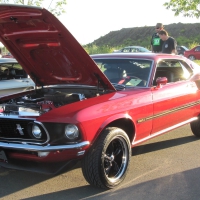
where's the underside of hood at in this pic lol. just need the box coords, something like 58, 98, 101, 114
0, 4, 115, 91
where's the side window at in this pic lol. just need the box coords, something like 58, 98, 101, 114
154, 60, 190, 85
195, 46, 200, 51
123, 48, 130, 53
130, 48, 136, 52
0, 64, 12, 80
187, 60, 200, 73
0, 63, 27, 80
13, 63, 28, 78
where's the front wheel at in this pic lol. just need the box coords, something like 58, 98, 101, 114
81, 127, 131, 189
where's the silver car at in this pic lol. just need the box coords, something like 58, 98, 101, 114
113, 46, 151, 53
0, 58, 35, 96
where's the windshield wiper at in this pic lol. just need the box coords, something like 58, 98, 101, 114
112, 83, 126, 90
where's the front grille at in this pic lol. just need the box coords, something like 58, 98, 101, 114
0, 118, 47, 143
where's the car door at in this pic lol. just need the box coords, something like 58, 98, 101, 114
151, 59, 198, 134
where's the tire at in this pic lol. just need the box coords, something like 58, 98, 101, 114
81, 127, 131, 189
188, 55, 196, 60
190, 117, 200, 137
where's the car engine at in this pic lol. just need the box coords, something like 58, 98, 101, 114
0, 88, 91, 117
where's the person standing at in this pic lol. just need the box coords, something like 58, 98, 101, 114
158, 30, 177, 54
150, 23, 164, 53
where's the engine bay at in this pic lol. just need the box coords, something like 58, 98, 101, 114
0, 86, 99, 117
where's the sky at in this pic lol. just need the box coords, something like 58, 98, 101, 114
0, 0, 200, 47
55, 0, 200, 45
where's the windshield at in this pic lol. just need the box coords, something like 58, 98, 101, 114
140, 47, 151, 52
0, 62, 27, 80
182, 46, 189, 50
93, 58, 153, 87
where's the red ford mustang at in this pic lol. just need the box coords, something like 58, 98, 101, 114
1, 5, 200, 189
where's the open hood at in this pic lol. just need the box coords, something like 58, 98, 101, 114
0, 4, 115, 91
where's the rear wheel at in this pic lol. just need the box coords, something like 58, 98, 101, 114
82, 127, 131, 189
188, 55, 196, 60
190, 117, 200, 137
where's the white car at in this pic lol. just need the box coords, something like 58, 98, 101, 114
0, 58, 35, 97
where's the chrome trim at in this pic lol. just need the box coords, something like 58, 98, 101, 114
33, 121, 50, 145
0, 113, 36, 120
0, 141, 90, 152
77, 150, 86, 156
0, 120, 50, 146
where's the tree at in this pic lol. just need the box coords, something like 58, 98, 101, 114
164, 0, 200, 18
0, 0, 67, 16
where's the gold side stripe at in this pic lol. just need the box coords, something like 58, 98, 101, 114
133, 117, 198, 145
137, 100, 200, 123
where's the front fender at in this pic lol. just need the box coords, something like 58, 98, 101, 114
90, 113, 135, 144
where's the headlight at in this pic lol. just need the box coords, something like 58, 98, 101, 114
32, 124, 42, 139
65, 124, 79, 140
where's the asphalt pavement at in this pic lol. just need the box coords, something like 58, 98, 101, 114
0, 124, 200, 200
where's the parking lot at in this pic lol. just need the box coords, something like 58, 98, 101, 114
0, 124, 200, 200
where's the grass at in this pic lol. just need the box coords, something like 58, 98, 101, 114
194, 60, 200, 65
83, 42, 199, 55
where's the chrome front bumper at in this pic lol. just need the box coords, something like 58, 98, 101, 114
0, 141, 90, 152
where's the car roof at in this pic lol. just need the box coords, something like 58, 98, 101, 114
0, 58, 17, 63
123, 46, 144, 48
91, 52, 183, 60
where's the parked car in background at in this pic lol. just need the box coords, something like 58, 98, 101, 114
176, 45, 188, 56
0, 58, 35, 96
113, 46, 151, 53
184, 45, 200, 60
1, 5, 200, 190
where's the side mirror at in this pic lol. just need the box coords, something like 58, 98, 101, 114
156, 77, 168, 88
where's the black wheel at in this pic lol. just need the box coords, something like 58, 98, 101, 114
190, 117, 200, 137
81, 127, 131, 189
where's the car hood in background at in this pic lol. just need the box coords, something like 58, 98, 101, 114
0, 4, 115, 91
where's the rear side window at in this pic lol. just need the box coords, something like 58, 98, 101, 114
153, 59, 192, 85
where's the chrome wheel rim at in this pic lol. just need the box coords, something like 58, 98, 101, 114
104, 136, 129, 183
189, 56, 195, 60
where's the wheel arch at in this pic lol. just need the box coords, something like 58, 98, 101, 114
93, 114, 135, 145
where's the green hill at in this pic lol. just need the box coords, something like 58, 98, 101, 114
89, 23, 200, 48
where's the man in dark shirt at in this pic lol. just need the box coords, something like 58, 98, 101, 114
158, 30, 177, 54
150, 23, 164, 53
